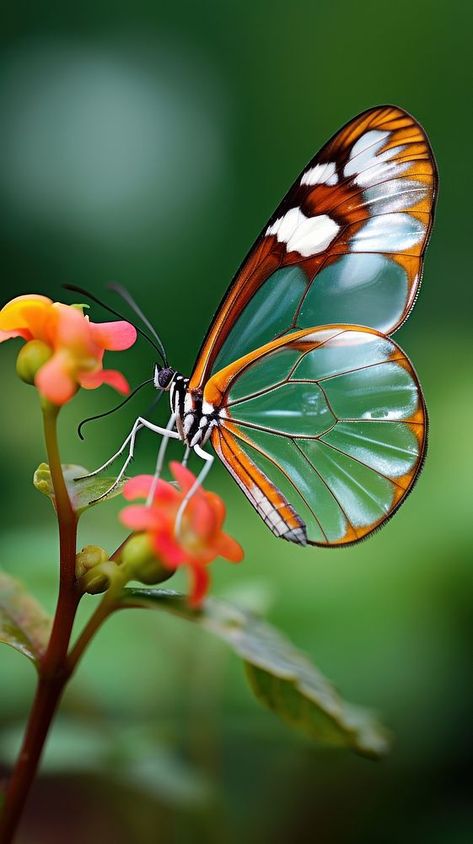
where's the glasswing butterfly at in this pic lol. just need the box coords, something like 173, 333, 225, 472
74, 104, 438, 547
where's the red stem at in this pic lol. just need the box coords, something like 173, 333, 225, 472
0, 405, 79, 844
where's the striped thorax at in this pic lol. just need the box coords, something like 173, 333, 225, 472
155, 366, 219, 448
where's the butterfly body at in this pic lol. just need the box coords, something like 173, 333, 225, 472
146, 105, 437, 548
166, 372, 218, 448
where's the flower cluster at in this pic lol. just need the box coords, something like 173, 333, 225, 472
1, 292, 243, 607
120, 462, 243, 605
0, 294, 137, 405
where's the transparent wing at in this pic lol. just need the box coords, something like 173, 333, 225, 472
207, 326, 426, 546
191, 105, 437, 392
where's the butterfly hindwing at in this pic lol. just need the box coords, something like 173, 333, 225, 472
206, 326, 426, 546
190, 105, 437, 392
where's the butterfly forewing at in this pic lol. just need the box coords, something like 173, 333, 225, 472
207, 326, 426, 546
190, 106, 437, 392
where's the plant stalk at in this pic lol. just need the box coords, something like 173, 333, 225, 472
0, 404, 79, 844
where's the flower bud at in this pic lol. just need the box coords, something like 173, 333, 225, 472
16, 340, 53, 385
76, 545, 110, 578
80, 561, 119, 594
121, 533, 171, 585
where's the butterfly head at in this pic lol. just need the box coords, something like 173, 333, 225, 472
154, 365, 176, 391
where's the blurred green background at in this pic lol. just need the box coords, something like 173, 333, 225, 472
1, 1, 472, 842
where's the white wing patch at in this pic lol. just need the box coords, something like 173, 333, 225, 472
363, 179, 428, 215
344, 130, 409, 188
301, 161, 338, 186
350, 212, 426, 253
266, 207, 340, 257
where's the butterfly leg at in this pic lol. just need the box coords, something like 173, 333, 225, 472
89, 417, 181, 503
75, 421, 142, 480
174, 444, 214, 536
146, 413, 177, 506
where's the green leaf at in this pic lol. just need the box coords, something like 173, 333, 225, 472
0, 570, 52, 664
34, 462, 126, 515
121, 588, 390, 758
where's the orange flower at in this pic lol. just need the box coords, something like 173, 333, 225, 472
120, 462, 243, 606
0, 294, 137, 405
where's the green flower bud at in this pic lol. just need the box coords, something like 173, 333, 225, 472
16, 340, 53, 385
76, 545, 110, 578
80, 561, 119, 595
121, 533, 171, 585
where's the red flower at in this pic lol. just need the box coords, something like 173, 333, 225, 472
120, 462, 243, 606
0, 294, 137, 405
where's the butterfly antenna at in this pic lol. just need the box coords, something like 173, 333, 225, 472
77, 377, 154, 440
63, 284, 167, 366
108, 282, 168, 366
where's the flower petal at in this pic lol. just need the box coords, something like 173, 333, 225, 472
35, 354, 77, 405
152, 531, 188, 567
0, 295, 52, 332
204, 491, 226, 528
54, 304, 94, 353
0, 298, 55, 347
120, 504, 161, 532
152, 482, 181, 508
170, 461, 201, 495
0, 328, 32, 343
187, 494, 215, 538
89, 320, 137, 351
123, 475, 180, 506
79, 368, 131, 395
188, 563, 210, 607
212, 533, 244, 563
122, 475, 155, 500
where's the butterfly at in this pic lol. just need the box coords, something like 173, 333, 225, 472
74, 105, 437, 547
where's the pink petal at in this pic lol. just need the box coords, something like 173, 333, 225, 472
170, 461, 200, 495
152, 482, 181, 507
188, 495, 215, 538
188, 564, 210, 607
0, 328, 31, 343
205, 492, 226, 527
120, 504, 161, 531
53, 304, 93, 352
89, 320, 137, 351
122, 475, 155, 500
152, 531, 187, 567
35, 354, 77, 405
79, 368, 131, 395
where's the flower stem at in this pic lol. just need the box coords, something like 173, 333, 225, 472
68, 568, 129, 672
0, 404, 79, 844
0, 675, 69, 843
40, 403, 80, 673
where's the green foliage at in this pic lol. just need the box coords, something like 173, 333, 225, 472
121, 588, 389, 758
0, 570, 51, 665
33, 462, 126, 515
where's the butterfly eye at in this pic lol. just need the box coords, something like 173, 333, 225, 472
155, 366, 176, 390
